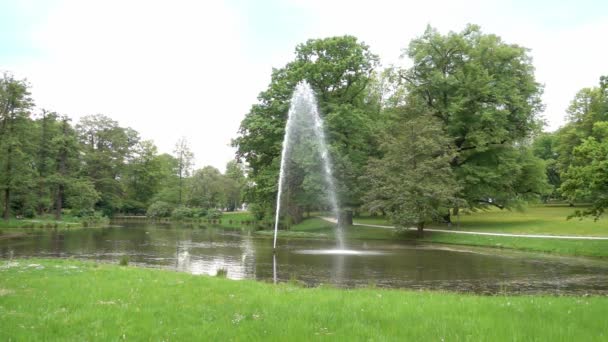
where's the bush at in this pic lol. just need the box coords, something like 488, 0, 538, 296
22, 207, 36, 219
119, 255, 129, 266
207, 209, 223, 220
75, 208, 96, 218
147, 201, 173, 218
171, 206, 195, 220
215, 268, 228, 278
191, 207, 208, 218
248, 203, 265, 221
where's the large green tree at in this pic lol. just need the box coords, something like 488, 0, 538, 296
400, 25, 549, 215
364, 107, 461, 235
173, 137, 194, 206
558, 76, 608, 217
0, 73, 35, 220
233, 36, 381, 222
122, 140, 164, 213
76, 114, 140, 215
224, 160, 246, 211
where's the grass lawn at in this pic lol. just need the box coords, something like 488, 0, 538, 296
411, 231, 608, 258
264, 214, 608, 257
0, 215, 109, 238
217, 211, 258, 228
355, 205, 608, 236
1, 259, 606, 341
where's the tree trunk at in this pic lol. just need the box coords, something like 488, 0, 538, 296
54, 119, 68, 220
286, 203, 303, 226
443, 212, 451, 224
338, 210, 353, 226
2, 188, 9, 221
3, 144, 12, 221
55, 183, 63, 220
417, 222, 424, 237
37, 111, 49, 216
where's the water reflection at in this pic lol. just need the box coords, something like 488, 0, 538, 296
1, 222, 608, 295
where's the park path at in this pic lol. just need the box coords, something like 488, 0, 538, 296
320, 217, 608, 240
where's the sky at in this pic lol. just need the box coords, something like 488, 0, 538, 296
1, 0, 607, 171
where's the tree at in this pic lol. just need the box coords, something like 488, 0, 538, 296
50, 115, 83, 219
400, 25, 547, 215
122, 140, 163, 213
0, 73, 35, 220
532, 132, 561, 201
559, 76, 608, 217
188, 166, 224, 210
76, 114, 140, 215
150, 153, 180, 205
173, 137, 194, 205
364, 109, 460, 236
224, 160, 246, 211
233, 36, 380, 222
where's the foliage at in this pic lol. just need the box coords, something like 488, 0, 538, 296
531, 132, 561, 200
146, 201, 174, 218
233, 35, 381, 222
76, 114, 140, 216
400, 25, 547, 212
0, 73, 35, 220
557, 76, 608, 217
364, 110, 461, 234
174, 137, 194, 205
65, 179, 100, 213
206, 208, 223, 220
119, 255, 129, 266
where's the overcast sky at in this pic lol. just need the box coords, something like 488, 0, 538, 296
1, 0, 607, 171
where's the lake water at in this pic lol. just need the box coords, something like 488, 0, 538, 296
2, 222, 608, 295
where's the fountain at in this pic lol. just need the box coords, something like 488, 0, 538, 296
273, 81, 345, 250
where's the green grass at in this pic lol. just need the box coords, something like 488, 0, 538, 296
215, 211, 258, 228
410, 231, 608, 258
355, 205, 608, 236
0, 215, 109, 238
0, 259, 606, 341
259, 214, 608, 257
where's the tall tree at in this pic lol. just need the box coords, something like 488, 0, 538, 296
559, 76, 608, 217
0, 73, 34, 220
173, 137, 194, 205
233, 36, 380, 222
122, 140, 163, 213
51, 115, 83, 219
532, 132, 561, 201
224, 160, 246, 211
34, 110, 61, 215
188, 166, 224, 210
76, 114, 139, 215
364, 106, 461, 235
400, 25, 548, 215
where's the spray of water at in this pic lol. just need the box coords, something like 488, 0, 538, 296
273, 81, 344, 249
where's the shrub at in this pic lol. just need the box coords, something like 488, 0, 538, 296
248, 203, 265, 221
207, 209, 223, 220
215, 268, 228, 278
22, 208, 36, 219
147, 201, 173, 218
119, 255, 129, 266
191, 207, 208, 218
171, 206, 195, 220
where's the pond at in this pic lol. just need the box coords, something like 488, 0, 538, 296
2, 222, 608, 295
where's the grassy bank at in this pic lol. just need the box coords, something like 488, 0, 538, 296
1, 259, 606, 341
356, 205, 608, 236
263, 215, 608, 257
0, 215, 109, 239
408, 231, 608, 258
